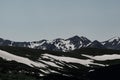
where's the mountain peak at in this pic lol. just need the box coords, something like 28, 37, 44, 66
88, 40, 105, 49
93, 40, 100, 43
68, 35, 80, 39
80, 36, 90, 41
54, 38, 64, 41
107, 36, 120, 42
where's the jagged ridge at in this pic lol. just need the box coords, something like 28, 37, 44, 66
0, 36, 120, 52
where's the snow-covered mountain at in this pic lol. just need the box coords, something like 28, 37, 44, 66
35, 36, 91, 52
0, 36, 91, 52
102, 37, 120, 50
1, 36, 120, 52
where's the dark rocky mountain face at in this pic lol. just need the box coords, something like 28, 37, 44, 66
0, 36, 120, 52
88, 40, 106, 49
103, 37, 120, 50
0, 38, 12, 46
67, 36, 91, 48
0, 38, 30, 47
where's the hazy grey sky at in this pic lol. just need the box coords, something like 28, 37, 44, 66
0, 0, 120, 41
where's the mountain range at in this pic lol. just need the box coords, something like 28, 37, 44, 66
0, 35, 120, 80
0, 35, 120, 52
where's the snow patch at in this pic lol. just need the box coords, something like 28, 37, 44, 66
42, 53, 104, 67
0, 50, 46, 68
82, 54, 120, 61
108, 37, 120, 43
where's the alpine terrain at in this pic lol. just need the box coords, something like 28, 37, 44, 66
0, 36, 120, 80
0, 35, 120, 52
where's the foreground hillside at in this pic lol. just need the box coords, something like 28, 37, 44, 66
0, 46, 120, 80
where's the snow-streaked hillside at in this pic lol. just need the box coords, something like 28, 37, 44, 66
1, 47, 120, 80
0, 48, 107, 77
0, 50, 46, 68
42, 54, 104, 67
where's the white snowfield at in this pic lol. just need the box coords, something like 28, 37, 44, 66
2, 49, 119, 76
53, 39, 75, 52
82, 54, 120, 61
0, 50, 46, 68
42, 54, 105, 67
0, 49, 106, 69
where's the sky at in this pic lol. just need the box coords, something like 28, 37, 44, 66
0, 0, 120, 41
